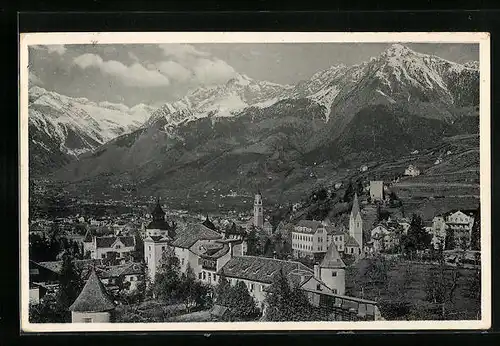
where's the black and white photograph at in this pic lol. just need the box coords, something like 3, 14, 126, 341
19, 32, 491, 332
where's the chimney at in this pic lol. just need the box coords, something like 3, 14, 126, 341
313, 264, 321, 280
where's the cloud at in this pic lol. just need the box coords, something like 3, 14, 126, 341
156, 61, 192, 83
156, 44, 237, 86
73, 53, 170, 87
158, 44, 209, 60
46, 45, 67, 55
191, 58, 237, 85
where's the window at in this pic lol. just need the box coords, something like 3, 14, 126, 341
181, 258, 185, 266
82, 317, 93, 323
149, 246, 151, 251
250, 283, 254, 292
162, 246, 165, 251
213, 275, 217, 282
332, 271, 337, 277
332, 289, 337, 294
316, 284, 322, 291
208, 272, 212, 279
199, 273, 202, 280
101, 254, 106, 259
203, 272, 206, 280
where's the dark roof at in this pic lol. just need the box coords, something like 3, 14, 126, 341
196, 241, 230, 259
146, 219, 171, 230
226, 222, 245, 235
295, 220, 324, 234
202, 216, 217, 231
320, 244, 346, 269
219, 256, 312, 285
69, 269, 116, 312
172, 224, 222, 249
145, 235, 170, 243
95, 236, 135, 249
152, 199, 166, 218
35, 259, 103, 275
83, 231, 93, 243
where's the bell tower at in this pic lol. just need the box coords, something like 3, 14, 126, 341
253, 190, 264, 228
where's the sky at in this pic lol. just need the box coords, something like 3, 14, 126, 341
28, 42, 479, 107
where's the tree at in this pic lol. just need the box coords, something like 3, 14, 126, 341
56, 252, 84, 320
401, 214, 431, 258
214, 269, 231, 304
264, 268, 323, 321
153, 246, 181, 302
226, 281, 261, 321
178, 264, 211, 312
343, 180, 354, 203
470, 209, 480, 251
246, 228, 261, 256
444, 228, 455, 250
29, 295, 67, 323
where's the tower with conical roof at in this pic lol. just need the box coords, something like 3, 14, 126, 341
146, 198, 174, 238
69, 269, 116, 323
349, 193, 363, 252
253, 190, 264, 228
315, 243, 346, 295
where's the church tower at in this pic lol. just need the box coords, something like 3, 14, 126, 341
315, 243, 346, 295
253, 191, 264, 228
349, 193, 363, 250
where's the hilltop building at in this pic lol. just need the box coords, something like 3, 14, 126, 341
369, 181, 384, 201
432, 209, 477, 250
69, 269, 116, 323
404, 164, 421, 177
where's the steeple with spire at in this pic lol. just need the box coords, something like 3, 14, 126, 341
349, 193, 363, 253
253, 189, 264, 228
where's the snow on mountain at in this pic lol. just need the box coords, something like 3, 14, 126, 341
146, 73, 293, 127
29, 86, 156, 159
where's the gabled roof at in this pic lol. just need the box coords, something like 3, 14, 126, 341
69, 269, 116, 312
172, 224, 222, 249
95, 236, 135, 249
34, 259, 103, 275
345, 234, 360, 248
219, 256, 312, 285
320, 244, 346, 269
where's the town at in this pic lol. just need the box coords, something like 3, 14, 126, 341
28, 173, 481, 323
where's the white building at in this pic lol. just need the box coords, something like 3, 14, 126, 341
369, 181, 384, 201
291, 220, 328, 259
69, 269, 116, 323
404, 164, 421, 177
84, 235, 136, 262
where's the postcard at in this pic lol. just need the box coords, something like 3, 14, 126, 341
19, 31, 491, 332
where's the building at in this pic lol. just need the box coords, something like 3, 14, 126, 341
253, 191, 264, 228
145, 199, 176, 238
98, 262, 144, 294
84, 235, 136, 262
359, 165, 368, 172
69, 269, 116, 323
291, 220, 328, 259
369, 181, 384, 201
314, 243, 346, 295
348, 193, 363, 256
404, 164, 421, 177
368, 224, 399, 253
326, 226, 346, 253
437, 210, 477, 249
143, 235, 170, 282
263, 220, 273, 235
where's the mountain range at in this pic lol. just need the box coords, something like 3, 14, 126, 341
29, 44, 480, 207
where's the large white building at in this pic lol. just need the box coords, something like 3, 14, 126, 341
431, 210, 477, 250
83, 234, 136, 262
291, 220, 328, 259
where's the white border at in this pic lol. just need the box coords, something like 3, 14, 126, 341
19, 32, 491, 333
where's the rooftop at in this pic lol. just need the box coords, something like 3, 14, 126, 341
294, 220, 324, 234
320, 244, 346, 269
172, 223, 222, 249
220, 255, 312, 285
69, 269, 116, 313
96, 236, 135, 249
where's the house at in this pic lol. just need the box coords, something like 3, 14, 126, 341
85, 235, 136, 262
360, 165, 368, 172
326, 225, 346, 253
369, 224, 399, 253
145, 199, 176, 238
442, 210, 477, 249
291, 220, 328, 259
263, 220, 273, 235
219, 255, 330, 310
404, 164, 421, 177
69, 269, 116, 323
334, 182, 343, 190
369, 181, 384, 201
98, 262, 144, 293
